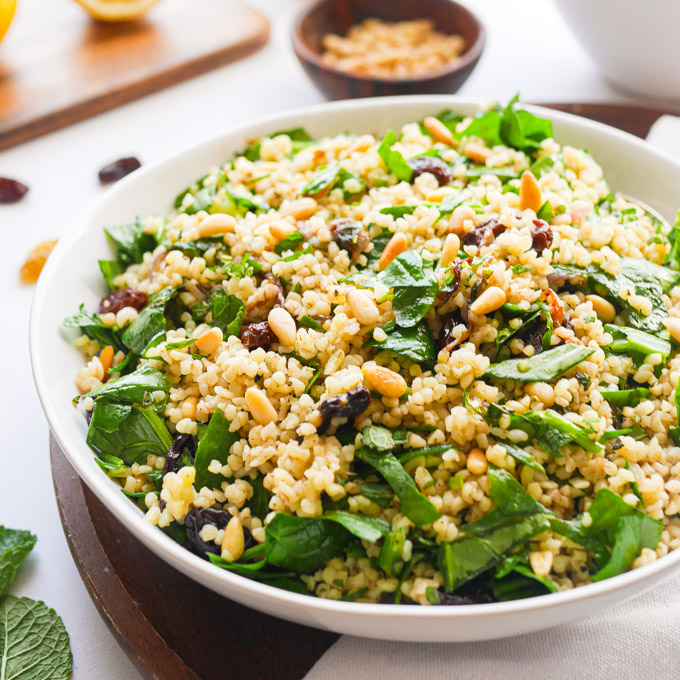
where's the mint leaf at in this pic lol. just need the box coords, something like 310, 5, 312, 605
362, 425, 395, 451
0, 596, 73, 679
0, 527, 36, 597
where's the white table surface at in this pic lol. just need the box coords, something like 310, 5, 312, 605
0, 0, 651, 677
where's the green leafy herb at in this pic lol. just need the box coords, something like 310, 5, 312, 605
194, 408, 241, 490
302, 163, 341, 197
85, 364, 170, 408
536, 200, 555, 222
300, 315, 324, 331
0, 527, 36, 597
599, 423, 646, 443
363, 319, 436, 362
354, 447, 441, 526
356, 481, 393, 508
63, 304, 123, 351
121, 285, 178, 355
209, 290, 245, 338
362, 425, 395, 451
274, 230, 304, 255
322, 511, 390, 542
498, 441, 546, 473
529, 156, 555, 178
0, 597, 73, 680
104, 218, 157, 267
98, 259, 123, 291
484, 344, 594, 383
222, 253, 263, 278
377, 130, 413, 182
599, 387, 652, 408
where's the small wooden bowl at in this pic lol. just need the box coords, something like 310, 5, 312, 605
292, 0, 485, 100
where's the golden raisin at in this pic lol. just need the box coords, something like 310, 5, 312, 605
20, 240, 58, 284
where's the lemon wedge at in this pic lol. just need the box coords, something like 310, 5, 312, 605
72, 0, 162, 22
0, 0, 17, 44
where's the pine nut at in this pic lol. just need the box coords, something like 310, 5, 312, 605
194, 327, 223, 354
519, 170, 542, 213
269, 220, 297, 242
469, 286, 507, 316
378, 232, 408, 271
440, 233, 461, 267
245, 386, 278, 425
197, 213, 237, 237
448, 205, 476, 235
268, 307, 297, 345
464, 142, 493, 164
221, 515, 245, 562
584, 295, 616, 323
426, 187, 456, 203
525, 382, 555, 407
529, 550, 554, 578
424, 116, 455, 147
181, 396, 198, 419
466, 448, 488, 475
361, 363, 407, 399
280, 197, 318, 220
346, 288, 380, 325
666, 317, 680, 343
99, 345, 114, 374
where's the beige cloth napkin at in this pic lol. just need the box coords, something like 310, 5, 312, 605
304, 114, 680, 680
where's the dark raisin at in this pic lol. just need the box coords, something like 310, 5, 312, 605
517, 316, 549, 354
329, 218, 370, 260
318, 385, 370, 434
436, 260, 461, 307
184, 508, 255, 556
0, 177, 29, 204
240, 321, 278, 349
98, 157, 142, 184
162, 433, 196, 479
462, 219, 506, 248
407, 156, 452, 186
531, 219, 553, 255
436, 573, 496, 605
99, 287, 148, 314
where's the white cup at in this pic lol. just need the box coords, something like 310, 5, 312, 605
553, 0, 680, 101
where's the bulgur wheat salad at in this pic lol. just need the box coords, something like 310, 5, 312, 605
66, 99, 680, 606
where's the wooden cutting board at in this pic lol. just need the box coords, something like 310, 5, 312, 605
0, 0, 269, 151
49, 103, 672, 680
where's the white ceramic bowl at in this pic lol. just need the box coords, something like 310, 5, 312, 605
553, 0, 680, 101
31, 96, 680, 642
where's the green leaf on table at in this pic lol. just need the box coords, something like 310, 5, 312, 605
86, 399, 172, 465
194, 408, 241, 490
377, 130, 413, 182
85, 364, 170, 408
105, 218, 157, 268
484, 344, 594, 383
354, 447, 441, 527
363, 319, 436, 362
0, 597, 73, 680
0, 527, 37, 597
265, 514, 352, 573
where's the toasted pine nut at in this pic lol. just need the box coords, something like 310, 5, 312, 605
268, 307, 297, 345
525, 382, 555, 407
585, 295, 616, 323
346, 288, 380, 325
519, 171, 542, 213
464, 142, 493, 164
195, 327, 223, 354
448, 205, 476, 235
469, 286, 507, 316
221, 515, 245, 562
426, 187, 456, 203
529, 550, 554, 578
466, 448, 488, 475
99, 345, 114, 374
666, 317, 680, 343
378, 232, 408, 270
424, 116, 455, 147
440, 233, 461, 267
245, 386, 278, 425
181, 396, 198, 419
362, 364, 407, 399
280, 197, 318, 220
269, 220, 297, 242
197, 213, 237, 237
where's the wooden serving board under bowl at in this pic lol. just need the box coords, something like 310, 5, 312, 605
0, 0, 269, 151
50, 103, 675, 680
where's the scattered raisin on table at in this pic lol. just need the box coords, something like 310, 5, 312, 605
98, 157, 142, 185
99, 287, 148, 314
240, 321, 278, 349
317, 385, 371, 434
20, 240, 58, 284
407, 156, 452, 186
0, 177, 29, 204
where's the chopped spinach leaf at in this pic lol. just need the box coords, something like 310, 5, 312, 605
377, 130, 413, 182
363, 319, 436, 362
194, 408, 241, 490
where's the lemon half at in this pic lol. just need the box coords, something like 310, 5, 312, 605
72, 0, 162, 22
0, 0, 17, 43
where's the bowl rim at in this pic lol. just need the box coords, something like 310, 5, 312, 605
291, 0, 486, 84
30, 94, 680, 625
